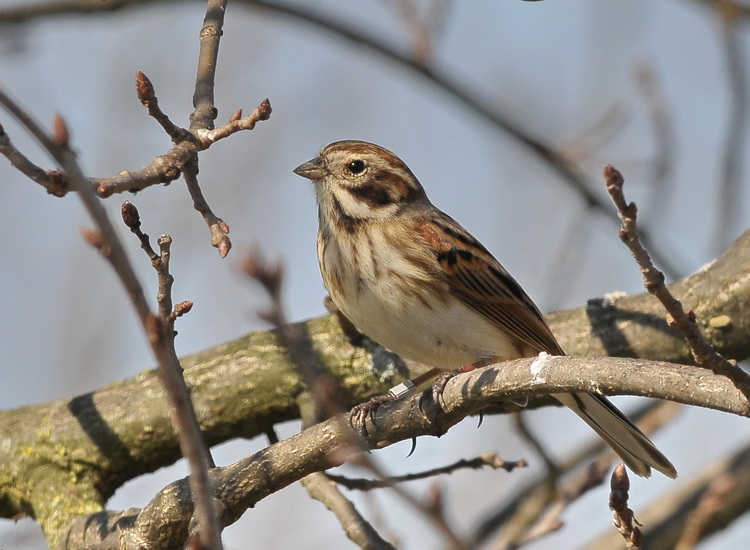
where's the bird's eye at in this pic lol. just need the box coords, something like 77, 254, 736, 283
347, 160, 366, 175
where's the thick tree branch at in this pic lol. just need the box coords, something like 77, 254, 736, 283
57, 355, 748, 548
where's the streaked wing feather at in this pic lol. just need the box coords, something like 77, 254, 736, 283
427, 213, 564, 356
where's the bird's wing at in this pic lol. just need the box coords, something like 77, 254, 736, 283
419, 212, 564, 356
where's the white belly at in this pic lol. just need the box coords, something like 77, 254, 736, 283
345, 287, 518, 369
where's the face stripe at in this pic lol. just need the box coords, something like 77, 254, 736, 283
329, 196, 362, 233
345, 183, 394, 207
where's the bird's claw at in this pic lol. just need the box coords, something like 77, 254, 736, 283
418, 369, 462, 433
349, 393, 397, 441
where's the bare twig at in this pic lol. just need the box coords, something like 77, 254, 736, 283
94, 93, 270, 198
0, 122, 70, 195
192, 99, 272, 145
609, 464, 642, 550
328, 453, 526, 491
0, 88, 222, 550
513, 411, 559, 476
190, 0, 227, 133
120, 206, 194, 328
604, 164, 750, 399
585, 442, 750, 549
184, 160, 232, 258
135, 71, 185, 142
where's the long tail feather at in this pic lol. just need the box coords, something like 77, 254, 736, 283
553, 392, 677, 478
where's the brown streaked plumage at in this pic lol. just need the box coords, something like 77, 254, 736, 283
294, 140, 676, 479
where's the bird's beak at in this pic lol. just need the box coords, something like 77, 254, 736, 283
293, 156, 328, 180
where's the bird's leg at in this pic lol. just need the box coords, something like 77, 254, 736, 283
350, 368, 442, 440
419, 358, 496, 429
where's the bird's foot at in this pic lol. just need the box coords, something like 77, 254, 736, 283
349, 393, 398, 441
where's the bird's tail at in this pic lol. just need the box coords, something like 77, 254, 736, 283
553, 392, 677, 478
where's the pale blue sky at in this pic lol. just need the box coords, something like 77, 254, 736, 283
1, 1, 749, 548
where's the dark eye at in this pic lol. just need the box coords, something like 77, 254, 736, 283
347, 160, 366, 174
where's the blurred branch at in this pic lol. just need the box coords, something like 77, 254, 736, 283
583, 442, 750, 549
246, 0, 684, 275
0, 0, 681, 278
633, 61, 674, 202
714, 3, 748, 253
466, 401, 680, 549
674, 473, 736, 550
513, 411, 559, 476
505, 464, 607, 549
244, 249, 396, 549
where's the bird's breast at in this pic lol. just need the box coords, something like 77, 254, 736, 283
317, 229, 520, 369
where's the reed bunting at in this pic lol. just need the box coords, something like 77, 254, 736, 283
294, 140, 676, 478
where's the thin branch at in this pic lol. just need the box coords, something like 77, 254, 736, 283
243, 248, 388, 548
584, 441, 750, 549
674, 474, 736, 550
502, 463, 607, 550
604, 165, 750, 399
0, 123, 70, 195
714, 4, 748, 253
135, 70, 185, 141
513, 411, 560, 477
192, 100, 273, 145
190, 0, 227, 133
184, 159, 232, 258
328, 453, 526, 491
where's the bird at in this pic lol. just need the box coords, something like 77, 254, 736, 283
293, 139, 676, 478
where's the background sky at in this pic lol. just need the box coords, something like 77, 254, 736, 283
1, 1, 750, 548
